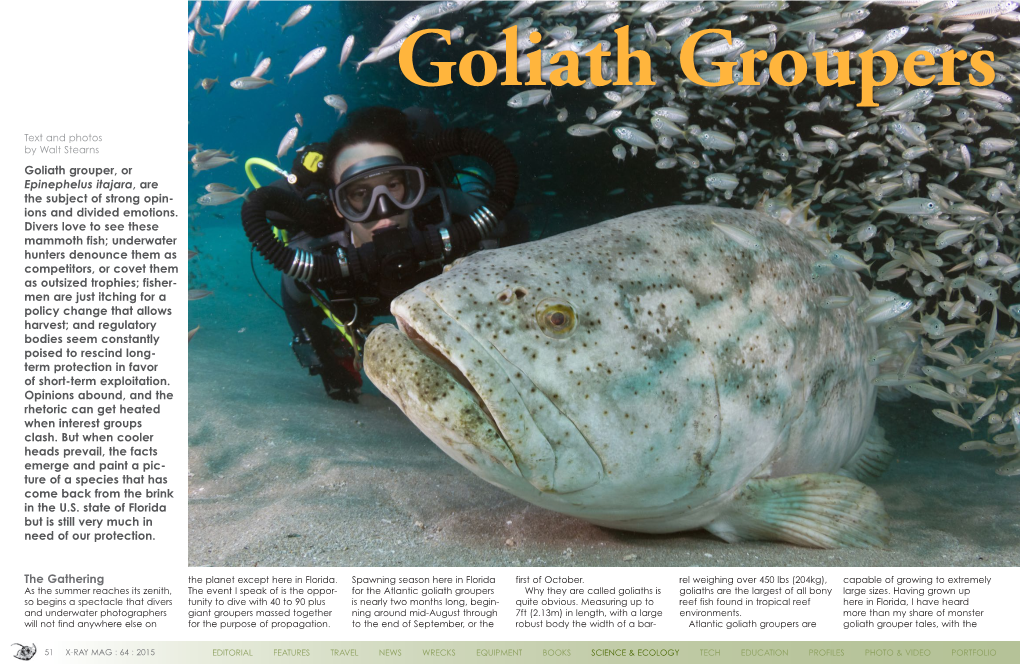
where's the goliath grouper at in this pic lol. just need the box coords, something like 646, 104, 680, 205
365, 205, 895, 548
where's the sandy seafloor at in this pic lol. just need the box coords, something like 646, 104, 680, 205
188, 226, 1020, 568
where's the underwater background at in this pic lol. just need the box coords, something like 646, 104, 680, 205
188, 1, 1018, 566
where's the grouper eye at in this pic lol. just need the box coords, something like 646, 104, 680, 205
535, 297, 577, 338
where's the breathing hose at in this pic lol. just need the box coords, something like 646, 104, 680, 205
241, 187, 348, 284
412, 127, 519, 250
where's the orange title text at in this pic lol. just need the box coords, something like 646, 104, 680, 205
398, 26, 996, 108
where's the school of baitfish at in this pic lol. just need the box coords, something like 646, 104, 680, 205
188, 0, 1020, 477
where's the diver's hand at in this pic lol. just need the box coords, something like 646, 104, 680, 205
324, 381, 360, 404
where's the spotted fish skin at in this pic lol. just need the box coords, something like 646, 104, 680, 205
366, 207, 883, 542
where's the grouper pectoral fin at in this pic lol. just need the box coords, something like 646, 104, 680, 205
704, 474, 890, 548
837, 417, 894, 482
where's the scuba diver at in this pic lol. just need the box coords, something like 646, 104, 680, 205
241, 106, 526, 403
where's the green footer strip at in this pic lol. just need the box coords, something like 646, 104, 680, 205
41, 641, 1016, 663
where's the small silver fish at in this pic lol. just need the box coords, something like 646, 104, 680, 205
882, 89, 935, 115
931, 409, 973, 432
612, 90, 646, 111
548, 24, 578, 41
711, 222, 760, 251
935, 0, 1018, 26
250, 57, 271, 79
868, 348, 895, 366
693, 36, 745, 58
827, 28, 866, 48
652, 107, 688, 123
339, 35, 355, 71
935, 229, 972, 250
811, 260, 837, 280
783, 8, 869, 34
879, 198, 940, 216
567, 124, 608, 137
379, 12, 423, 49
868, 26, 909, 54
508, 90, 552, 108
191, 156, 237, 173
965, 276, 999, 302
197, 188, 249, 206
705, 173, 739, 191
650, 116, 685, 137
277, 127, 298, 161
484, 27, 539, 52
593, 109, 622, 125
904, 383, 959, 405
230, 76, 274, 90
287, 46, 327, 81
997, 457, 1020, 477
613, 126, 657, 149
921, 315, 946, 337
821, 295, 854, 309
829, 249, 870, 272
188, 31, 205, 57
583, 12, 621, 34
697, 130, 736, 151
863, 298, 912, 325
324, 94, 348, 117
506, 0, 539, 19
214, 0, 246, 39
191, 148, 232, 163
873, 373, 926, 387
281, 4, 311, 32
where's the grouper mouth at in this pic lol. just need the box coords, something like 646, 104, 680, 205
365, 289, 604, 496
363, 291, 533, 485
394, 314, 501, 435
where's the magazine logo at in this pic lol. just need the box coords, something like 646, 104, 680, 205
11, 644, 36, 661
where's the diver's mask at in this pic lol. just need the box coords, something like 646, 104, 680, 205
328, 156, 426, 224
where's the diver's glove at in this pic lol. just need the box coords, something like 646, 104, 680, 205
320, 372, 361, 404
317, 341, 362, 404
290, 329, 362, 404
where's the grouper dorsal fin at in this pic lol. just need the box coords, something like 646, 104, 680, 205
705, 474, 890, 548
